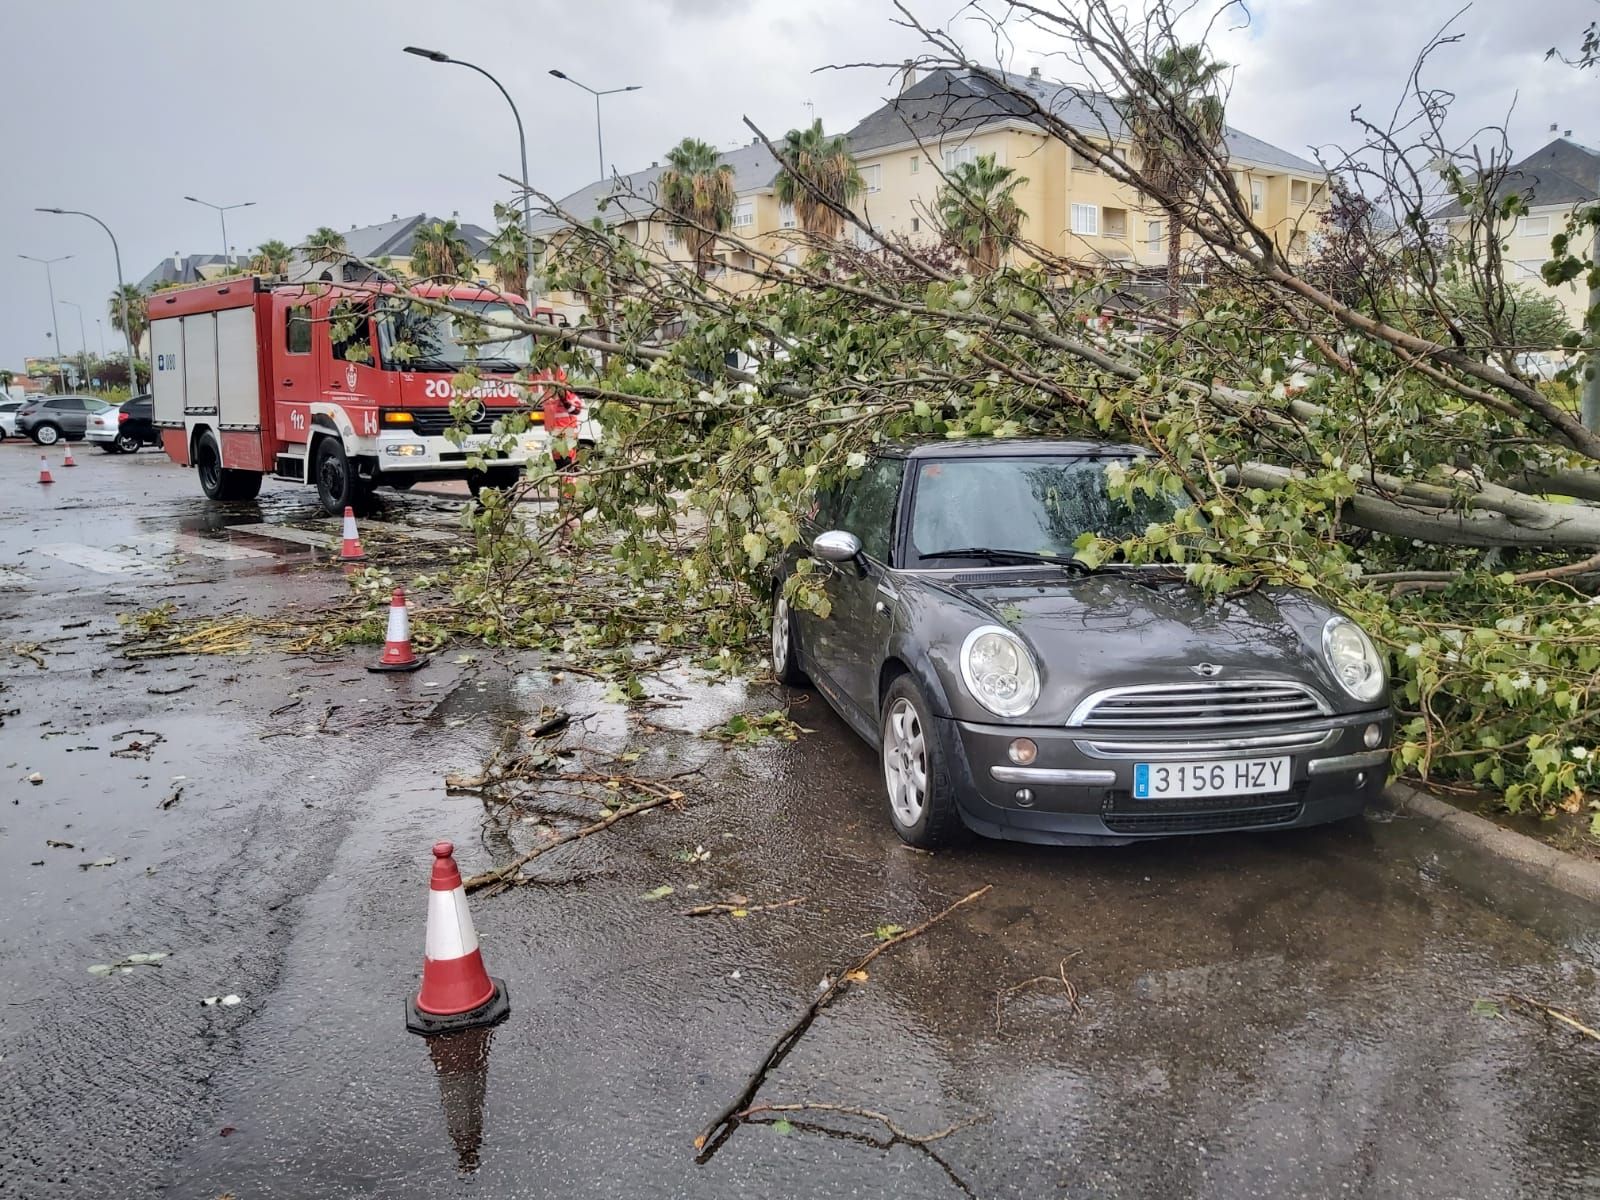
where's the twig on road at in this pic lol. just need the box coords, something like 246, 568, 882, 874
734, 1101, 983, 1145
1506, 993, 1600, 1042
694, 884, 993, 1158
684, 897, 805, 918
994, 952, 1083, 1032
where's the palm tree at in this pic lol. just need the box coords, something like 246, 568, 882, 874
935, 154, 1028, 274
410, 219, 475, 280
302, 226, 348, 264
487, 202, 531, 296
1122, 43, 1229, 317
249, 239, 293, 274
108, 283, 147, 357
658, 137, 735, 278
774, 119, 863, 240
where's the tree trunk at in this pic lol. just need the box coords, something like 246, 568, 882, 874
1165, 207, 1182, 320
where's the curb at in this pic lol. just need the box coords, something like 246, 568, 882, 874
1384, 782, 1600, 905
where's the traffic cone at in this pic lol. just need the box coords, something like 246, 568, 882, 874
38, 456, 53, 485
406, 841, 510, 1035
368, 587, 427, 673
340, 506, 366, 561
62, 444, 76, 467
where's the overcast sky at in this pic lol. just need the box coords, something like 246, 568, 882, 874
1, 0, 1594, 370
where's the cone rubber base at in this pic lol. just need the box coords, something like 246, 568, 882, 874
342, 552, 367, 562
407, 978, 509, 1036
368, 654, 428, 674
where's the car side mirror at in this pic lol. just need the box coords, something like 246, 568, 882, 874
812, 530, 865, 575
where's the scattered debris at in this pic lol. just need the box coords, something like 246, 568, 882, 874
1496, 993, 1600, 1042
528, 710, 572, 738
110, 729, 165, 759
88, 952, 167, 975
146, 683, 195, 696
684, 896, 805, 918
642, 885, 676, 901
694, 884, 993, 1157
159, 786, 184, 810
27, 772, 43, 786
7, 642, 47, 669
994, 953, 1084, 1033
79, 857, 119, 871
45, 838, 74, 849
707, 710, 810, 745
735, 1101, 984, 1146
201, 994, 243, 1007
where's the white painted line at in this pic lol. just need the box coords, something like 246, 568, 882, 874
225, 523, 337, 549
34, 543, 155, 575
125, 533, 275, 562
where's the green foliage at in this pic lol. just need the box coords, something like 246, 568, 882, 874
934, 154, 1027, 273
774, 119, 863, 240
410, 219, 475, 280
708, 710, 808, 744
108, 282, 147, 352
659, 137, 735, 277
302, 226, 347, 264
249, 239, 293, 274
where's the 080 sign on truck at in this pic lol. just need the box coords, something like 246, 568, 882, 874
147, 277, 598, 512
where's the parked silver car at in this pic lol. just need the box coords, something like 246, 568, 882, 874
15, 395, 113, 445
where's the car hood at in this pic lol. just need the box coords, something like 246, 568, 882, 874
907, 569, 1375, 722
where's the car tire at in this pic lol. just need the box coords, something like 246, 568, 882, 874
311, 436, 369, 515
770, 592, 808, 686
115, 433, 141, 454
98, 443, 122, 454
33, 424, 61, 446
195, 430, 263, 502
467, 467, 522, 499
880, 675, 967, 849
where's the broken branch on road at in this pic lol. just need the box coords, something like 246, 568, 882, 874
684, 897, 805, 918
694, 883, 993, 1158
734, 1101, 983, 1146
994, 952, 1084, 1033
1504, 993, 1600, 1043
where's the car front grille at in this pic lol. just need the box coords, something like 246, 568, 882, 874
1070, 680, 1329, 729
1101, 785, 1307, 834
402, 408, 536, 437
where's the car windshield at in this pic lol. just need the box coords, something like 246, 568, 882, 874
906, 456, 1187, 566
377, 299, 532, 373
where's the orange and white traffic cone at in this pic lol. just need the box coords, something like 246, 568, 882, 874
406, 841, 510, 1035
340, 506, 366, 562
38, 455, 53, 485
368, 587, 426, 673
62, 444, 76, 467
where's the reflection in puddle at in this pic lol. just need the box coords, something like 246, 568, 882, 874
426, 1025, 496, 1174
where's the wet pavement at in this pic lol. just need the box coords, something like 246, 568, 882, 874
1, 442, 1597, 1199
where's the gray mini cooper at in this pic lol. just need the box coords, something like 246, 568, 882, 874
772, 440, 1392, 847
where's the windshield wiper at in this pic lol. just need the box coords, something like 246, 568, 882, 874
925, 546, 1097, 573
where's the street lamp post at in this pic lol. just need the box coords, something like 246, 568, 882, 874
61, 300, 90, 386
95, 318, 107, 359
547, 69, 641, 181
404, 46, 540, 307
37, 207, 142, 385
19, 253, 72, 391
183, 196, 255, 272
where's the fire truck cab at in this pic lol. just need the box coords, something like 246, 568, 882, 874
148, 277, 597, 513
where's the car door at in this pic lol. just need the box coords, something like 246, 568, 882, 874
810, 456, 907, 731
53, 397, 87, 435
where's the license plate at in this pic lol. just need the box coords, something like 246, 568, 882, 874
461, 435, 491, 451
1133, 757, 1289, 800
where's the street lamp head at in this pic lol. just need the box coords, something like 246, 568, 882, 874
548, 68, 568, 80
183, 195, 201, 204
404, 46, 450, 62
623, 85, 642, 92
36, 207, 65, 214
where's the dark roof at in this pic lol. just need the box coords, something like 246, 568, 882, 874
531, 141, 787, 234
887, 438, 1146, 459
342, 213, 493, 259
843, 68, 1321, 173
136, 253, 234, 290
1431, 137, 1600, 218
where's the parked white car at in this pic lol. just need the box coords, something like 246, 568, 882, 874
0, 398, 24, 439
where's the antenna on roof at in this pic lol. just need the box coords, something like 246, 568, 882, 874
804, 99, 815, 123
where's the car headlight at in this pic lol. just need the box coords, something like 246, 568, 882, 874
960, 625, 1040, 717
1322, 616, 1385, 703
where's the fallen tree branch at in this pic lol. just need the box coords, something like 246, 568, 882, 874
1506, 993, 1600, 1042
461, 777, 686, 895
683, 897, 805, 918
693, 883, 993, 1156
733, 1101, 983, 1145
993, 952, 1083, 1032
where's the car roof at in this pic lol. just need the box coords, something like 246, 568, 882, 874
880, 437, 1147, 460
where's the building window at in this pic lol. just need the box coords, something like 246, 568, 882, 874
1102, 207, 1128, 239
1070, 203, 1099, 236
942, 145, 976, 172
666, 224, 683, 247
1291, 179, 1309, 205
733, 200, 754, 229
911, 217, 920, 232
861, 164, 882, 193
910, 156, 920, 174
286, 305, 312, 354
1515, 214, 1551, 238
779, 202, 796, 229
1146, 220, 1164, 254
1072, 147, 1101, 172
1250, 179, 1265, 213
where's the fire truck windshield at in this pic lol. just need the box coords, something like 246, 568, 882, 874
377, 299, 533, 373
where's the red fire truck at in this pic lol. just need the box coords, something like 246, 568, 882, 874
148, 277, 597, 512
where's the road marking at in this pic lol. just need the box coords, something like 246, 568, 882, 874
225, 523, 338, 549
0, 566, 29, 588
34, 543, 155, 575
127, 533, 275, 562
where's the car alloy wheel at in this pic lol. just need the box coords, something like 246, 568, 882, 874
116, 433, 140, 454
882, 696, 928, 827
35, 424, 60, 445
771, 595, 791, 673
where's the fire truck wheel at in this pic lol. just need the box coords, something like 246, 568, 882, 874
195, 431, 263, 502
468, 468, 522, 499
312, 437, 370, 515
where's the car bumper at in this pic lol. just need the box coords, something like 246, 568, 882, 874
938, 710, 1392, 845
86, 427, 118, 443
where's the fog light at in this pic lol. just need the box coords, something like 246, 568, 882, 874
384, 443, 427, 457
1355, 771, 1367, 788
1014, 788, 1035, 807
1007, 737, 1038, 766
1363, 723, 1382, 749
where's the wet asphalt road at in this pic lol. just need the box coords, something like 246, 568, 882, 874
0, 441, 1597, 1200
